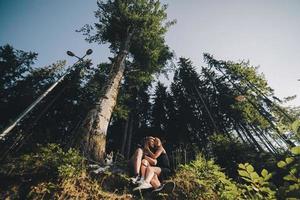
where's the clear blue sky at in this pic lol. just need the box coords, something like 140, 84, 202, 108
1, 0, 299, 106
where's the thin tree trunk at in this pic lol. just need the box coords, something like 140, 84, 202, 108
239, 123, 264, 152
126, 114, 134, 159
216, 65, 295, 147
250, 124, 279, 155
250, 125, 277, 155
264, 129, 284, 150
225, 65, 294, 122
193, 85, 219, 133
235, 123, 258, 151
234, 125, 247, 144
121, 118, 129, 156
78, 34, 132, 161
260, 131, 279, 155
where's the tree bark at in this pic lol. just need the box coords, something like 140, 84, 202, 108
125, 114, 134, 159
78, 34, 132, 162
121, 118, 129, 156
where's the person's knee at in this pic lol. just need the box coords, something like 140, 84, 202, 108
150, 174, 161, 188
141, 159, 149, 167
147, 166, 154, 173
132, 148, 143, 161
135, 148, 143, 156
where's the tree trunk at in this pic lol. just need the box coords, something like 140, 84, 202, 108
121, 118, 129, 156
239, 123, 264, 152
250, 124, 279, 155
78, 34, 132, 162
236, 124, 257, 152
125, 114, 134, 159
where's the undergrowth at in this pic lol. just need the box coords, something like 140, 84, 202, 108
168, 154, 243, 200
1, 143, 299, 200
0, 143, 132, 200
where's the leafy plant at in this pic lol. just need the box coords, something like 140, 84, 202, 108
169, 153, 243, 200
238, 163, 275, 199
28, 172, 132, 200
277, 146, 300, 198
1, 143, 134, 199
0, 143, 85, 179
291, 120, 300, 136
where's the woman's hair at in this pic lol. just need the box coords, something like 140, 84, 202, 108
154, 137, 162, 148
144, 136, 155, 148
145, 136, 155, 141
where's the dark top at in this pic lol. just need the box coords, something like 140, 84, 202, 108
157, 152, 170, 169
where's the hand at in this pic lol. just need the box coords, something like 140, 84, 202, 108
144, 155, 157, 165
143, 147, 151, 155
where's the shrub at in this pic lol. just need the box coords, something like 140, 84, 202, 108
168, 154, 243, 200
238, 163, 276, 199
0, 143, 133, 199
0, 143, 85, 179
276, 146, 300, 199
28, 172, 132, 200
209, 134, 276, 179
237, 146, 300, 200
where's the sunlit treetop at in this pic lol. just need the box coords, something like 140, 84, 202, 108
78, 0, 175, 71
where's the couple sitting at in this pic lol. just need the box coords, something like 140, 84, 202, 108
129, 136, 174, 192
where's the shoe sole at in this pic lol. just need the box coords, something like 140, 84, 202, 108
133, 187, 152, 192
153, 181, 175, 193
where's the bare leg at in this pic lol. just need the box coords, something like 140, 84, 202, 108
140, 159, 149, 179
130, 148, 143, 175
144, 166, 162, 184
150, 174, 161, 189
132, 166, 162, 191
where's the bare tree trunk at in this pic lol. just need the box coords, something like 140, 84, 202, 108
126, 114, 134, 159
234, 124, 247, 144
78, 34, 132, 162
249, 124, 278, 155
121, 118, 129, 156
236, 124, 257, 151
239, 123, 264, 152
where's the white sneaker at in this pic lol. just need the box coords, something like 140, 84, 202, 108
130, 175, 140, 184
135, 177, 144, 185
133, 182, 152, 191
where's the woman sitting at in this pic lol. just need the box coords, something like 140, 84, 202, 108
133, 137, 173, 192
129, 136, 156, 183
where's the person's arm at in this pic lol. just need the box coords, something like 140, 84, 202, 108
147, 147, 164, 159
143, 155, 157, 165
